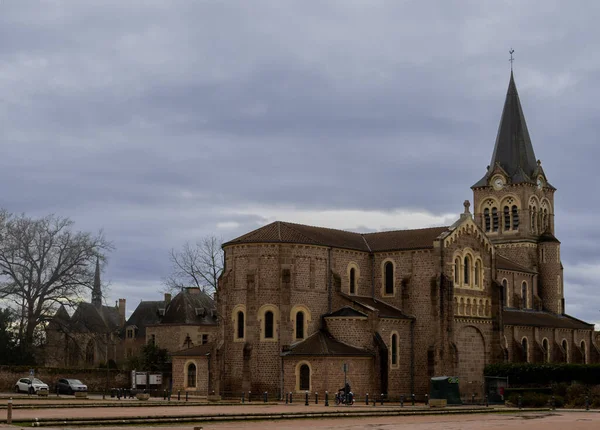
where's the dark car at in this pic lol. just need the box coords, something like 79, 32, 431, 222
55, 378, 88, 394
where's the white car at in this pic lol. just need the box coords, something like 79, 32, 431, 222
14, 377, 49, 393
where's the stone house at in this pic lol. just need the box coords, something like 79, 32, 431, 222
174, 70, 599, 399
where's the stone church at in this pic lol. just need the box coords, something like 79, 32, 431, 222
175, 70, 599, 400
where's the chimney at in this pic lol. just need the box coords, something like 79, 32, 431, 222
186, 287, 201, 295
164, 293, 172, 304
118, 298, 126, 327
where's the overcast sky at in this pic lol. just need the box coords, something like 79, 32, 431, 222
1, 1, 599, 327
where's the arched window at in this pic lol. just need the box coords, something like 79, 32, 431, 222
349, 268, 356, 295
454, 258, 460, 285
492, 207, 499, 232
531, 207, 537, 234
484, 208, 491, 232
542, 338, 549, 363
502, 279, 509, 306
581, 340, 587, 364
299, 364, 310, 391
264, 311, 274, 339
384, 261, 394, 295
521, 282, 528, 309
562, 339, 568, 363
187, 363, 197, 388
391, 334, 398, 366
237, 311, 245, 340
512, 205, 519, 230
295, 311, 305, 340
522, 338, 529, 362
474, 260, 481, 288
85, 340, 95, 365
503, 206, 510, 231
463, 256, 471, 286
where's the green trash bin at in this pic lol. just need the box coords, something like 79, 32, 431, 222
429, 376, 462, 405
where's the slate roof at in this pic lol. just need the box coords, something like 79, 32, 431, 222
503, 309, 593, 330
70, 302, 120, 333
538, 231, 561, 243
171, 344, 212, 357
224, 221, 448, 252
341, 294, 413, 320
473, 72, 553, 189
159, 288, 217, 326
325, 306, 368, 318
496, 255, 537, 274
122, 300, 165, 337
283, 330, 373, 357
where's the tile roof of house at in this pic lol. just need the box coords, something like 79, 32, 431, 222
503, 309, 593, 330
159, 288, 217, 326
122, 300, 165, 337
325, 306, 368, 318
496, 255, 537, 274
224, 221, 448, 252
283, 330, 373, 357
171, 344, 212, 357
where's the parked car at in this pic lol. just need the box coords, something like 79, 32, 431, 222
55, 378, 88, 395
14, 378, 49, 393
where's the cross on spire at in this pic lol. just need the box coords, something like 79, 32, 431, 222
509, 48, 515, 71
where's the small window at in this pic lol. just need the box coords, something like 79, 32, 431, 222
463, 256, 471, 286
512, 205, 519, 230
521, 282, 527, 309
522, 338, 529, 362
299, 364, 310, 391
349, 268, 356, 295
86, 340, 95, 365
391, 334, 398, 366
474, 260, 481, 288
542, 338, 549, 363
202, 334, 209, 344
296, 311, 305, 339
530, 207, 537, 234
384, 262, 394, 295
503, 206, 510, 231
149, 334, 156, 346
264, 311, 274, 339
581, 340, 587, 364
454, 258, 460, 285
187, 363, 196, 388
237, 311, 245, 339
484, 208, 491, 232
562, 339, 568, 362
502, 279, 508, 306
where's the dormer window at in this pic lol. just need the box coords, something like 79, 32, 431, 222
158, 308, 165, 316
126, 327, 135, 339
195, 307, 206, 317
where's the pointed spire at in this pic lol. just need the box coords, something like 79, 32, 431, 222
473, 71, 538, 187
91, 257, 102, 308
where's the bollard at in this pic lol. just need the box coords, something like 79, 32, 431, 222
7, 397, 13, 425
290, 392, 293, 404
586, 396, 590, 411
315, 392, 318, 404
117, 389, 121, 400
411, 393, 415, 406
518, 395, 522, 410
186, 391, 189, 402
380, 393, 384, 405
248, 391, 251, 402
163, 389, 167, 400
471, 393, 475, 404
485, 395, 489, 407
373, 395, 376, 406
366, 393, 369, 405
264, 391, 268, 403
325, 391, 329, 406
178, 390, 181, 401
551, 395, 555, 410
168, 390, 171, 401
242, 392, 245, 403
305, 390, 309, 406
286, 392, 289, 404
400, 395, 404, 407
425, 394, 429, 405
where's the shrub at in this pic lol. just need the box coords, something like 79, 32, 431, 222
485, 363, 600, 386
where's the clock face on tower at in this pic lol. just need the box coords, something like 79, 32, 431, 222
492, 176, 505, 190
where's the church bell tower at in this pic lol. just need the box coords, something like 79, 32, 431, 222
471, 70, 564, 314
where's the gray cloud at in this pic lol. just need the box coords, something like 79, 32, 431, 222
1, 1, 600, 324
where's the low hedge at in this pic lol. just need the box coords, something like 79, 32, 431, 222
484, 363, 600, 385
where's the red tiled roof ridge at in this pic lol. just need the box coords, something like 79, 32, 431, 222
496, 255, 536, 273
363, 225, 449, 236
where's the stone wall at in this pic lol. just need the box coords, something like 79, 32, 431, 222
172, 356, 209, 394
0, 366, 130, 392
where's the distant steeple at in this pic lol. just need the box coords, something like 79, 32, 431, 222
91, 257, 102, 308
473, 71, 539, 187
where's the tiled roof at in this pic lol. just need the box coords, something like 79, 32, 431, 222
503, 309, 593, 330
224, 221, 448, 252
342, 294, 413, 320
496, 255, 536, 274
283, 330, 373, 357
538, 231, 561, 243
160, 288, 217, 326
171, 344, 212, 357
69, 302, 120, 333
123, 300, 165, 337
326, 307, 368, 318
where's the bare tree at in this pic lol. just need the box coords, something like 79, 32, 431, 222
164, 235, 224, 295
0, 210, 113, 359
